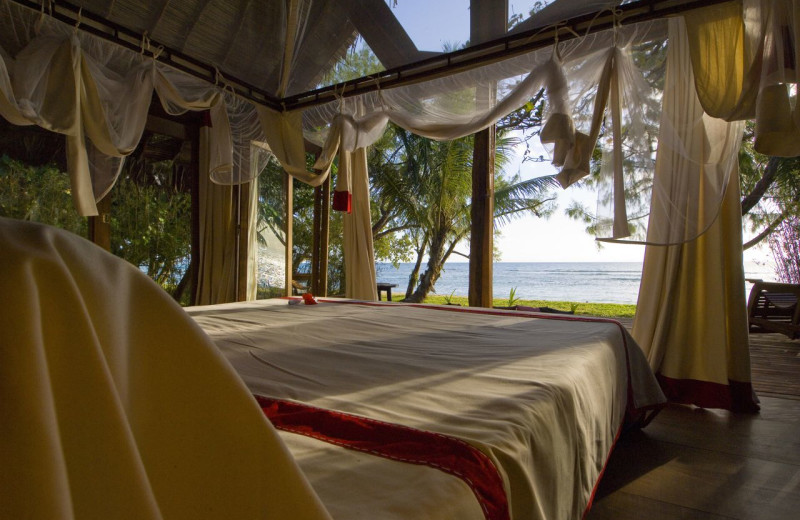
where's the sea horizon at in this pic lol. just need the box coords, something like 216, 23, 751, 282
375, 260, 775, 305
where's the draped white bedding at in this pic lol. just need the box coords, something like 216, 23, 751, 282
188, 298, 665, 520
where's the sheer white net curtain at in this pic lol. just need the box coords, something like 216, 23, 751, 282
1, 0, 797, 303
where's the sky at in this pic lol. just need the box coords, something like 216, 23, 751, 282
384, 0, 775, 266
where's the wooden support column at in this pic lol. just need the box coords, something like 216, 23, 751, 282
188, 123, 200, 306
311, 174, 331, 296
469, 128, 495, 307
88, 194, 112, 251
312, 178, 322, 294
468, 0, 507, 308
235, 183, 252, 302
284, 172, 294, 297
319, 175, 330, 295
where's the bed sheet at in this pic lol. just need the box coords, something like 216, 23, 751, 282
187, 298, 665, 520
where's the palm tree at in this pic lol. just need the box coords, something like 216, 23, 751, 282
370, 124, 560, 302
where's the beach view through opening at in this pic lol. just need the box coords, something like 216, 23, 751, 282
376, 262, 775, 305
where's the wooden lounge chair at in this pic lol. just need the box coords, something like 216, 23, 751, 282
746, 279, 800, 339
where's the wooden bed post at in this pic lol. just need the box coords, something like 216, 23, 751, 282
468, 0, 506, 308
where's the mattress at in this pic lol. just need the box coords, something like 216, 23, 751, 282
187, 298, 665, 520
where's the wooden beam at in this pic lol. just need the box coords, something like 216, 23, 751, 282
468, 0, 506, 308
282, 0, 358, 95
145, 114, 188, 141
6, 0, 282, 110
341, 0, 428, 68
88, 193, 112, 251
470, 0, 508, 43
282, 0, 725, 111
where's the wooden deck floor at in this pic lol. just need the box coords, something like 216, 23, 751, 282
586, 330, 800, 520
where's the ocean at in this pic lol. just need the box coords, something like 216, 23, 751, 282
375, 261, 776, 305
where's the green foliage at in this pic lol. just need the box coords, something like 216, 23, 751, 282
258, 153, 347, 296
0, 155, 86, 235
739, 122, 800, 249
421, 294, 637, 318
368, 123, 559, 302
507, 286, 520, 307
0, 150, 192, 302
110, 163, 191, 292
319, 39, 385, 87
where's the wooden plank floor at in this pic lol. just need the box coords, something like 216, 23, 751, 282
749, 331, 800, 398
586, 330, 800, 520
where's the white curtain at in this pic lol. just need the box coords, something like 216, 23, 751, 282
0, 5, 267, 304
632, 17, 758, 412
3, 0, 793, 306
341, 147, 378, 300
295, 21, 688, 246
686, 0, 800, 156
0, 5, 255, 214
196, 123, 238, 305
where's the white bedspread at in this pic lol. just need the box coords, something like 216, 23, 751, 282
0, 218, 331, 520
188, 299, 665, 520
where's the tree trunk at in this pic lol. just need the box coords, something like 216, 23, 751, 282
743, 209, 790, 249
405, 235, 427, 299
741, 156, 781, 215
171, 263, 192, 302
406, 232, 448, 303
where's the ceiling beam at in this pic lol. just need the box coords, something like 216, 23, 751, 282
7, 0, 732, 113
282, 0, 359, 96
7, 0, 283, 110
340, 0, 431, 69
470, 0, 507, 45
282, 0, 730, 111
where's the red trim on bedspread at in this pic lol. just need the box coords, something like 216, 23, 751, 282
256, 395, 510, 520
581, 421, 624, 519
273, 299, 666, 517
656, 374, 760, 413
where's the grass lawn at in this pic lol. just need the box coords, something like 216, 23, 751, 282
394, 294, 636, 318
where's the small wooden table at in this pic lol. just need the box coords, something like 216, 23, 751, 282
377, 282, 398, 301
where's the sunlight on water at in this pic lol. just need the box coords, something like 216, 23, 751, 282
375, 261, 778, 305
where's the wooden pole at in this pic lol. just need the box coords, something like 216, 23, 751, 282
312, 180, 322, 294
469, 128, 495, 308
468, 0, 506, 308
310, 173, 332, 296
88, 193, 112, 251
284, 172, 294, 296
319, 174, 331, 296
236, 183, 252, 302
188, 123, 200, 306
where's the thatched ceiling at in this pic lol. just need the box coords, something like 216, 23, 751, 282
2, 0, 726, 109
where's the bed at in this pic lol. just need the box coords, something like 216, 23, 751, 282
187, 298, 665, 520
1, 217, 664, 520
